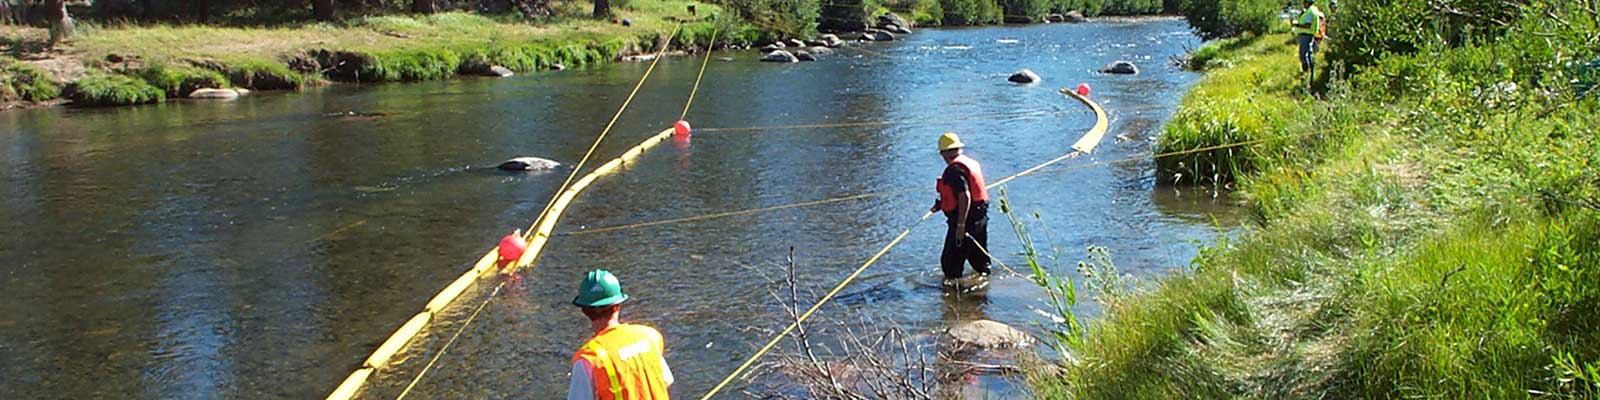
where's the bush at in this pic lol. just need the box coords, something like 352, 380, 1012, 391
137, 64, 228, 96
66, 73, 166, 107
214, 59, 306, 90
1328, 0, 1525, 68
1, 59, 62, 102
939, 0, 1000, 25
999, 0, 1051, 22
1180, 0, 1281, 40
722, 0, 818, 38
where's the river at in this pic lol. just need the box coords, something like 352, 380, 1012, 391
0, 17, 1232, 399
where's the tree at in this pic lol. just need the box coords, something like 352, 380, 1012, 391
412, 0, 436, 14
593, 0, 611, 18
46, 0, 74, 44
313, 0, 335, 21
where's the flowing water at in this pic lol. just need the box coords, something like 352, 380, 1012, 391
0, 18, 1235, 399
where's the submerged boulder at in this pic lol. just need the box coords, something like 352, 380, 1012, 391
796, 51, 816, 62
947, 320, 1032, 349
1102, 60, 1140, 75
873, 30, 897, 41
1008, 69, 1042, 84
807, 46, 835, 56
760, 50, 799, 63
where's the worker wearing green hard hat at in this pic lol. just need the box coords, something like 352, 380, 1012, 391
567, 269, 674, 399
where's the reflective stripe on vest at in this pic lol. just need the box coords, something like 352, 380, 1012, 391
571, 324, 670, 400
936, 154, 989, 213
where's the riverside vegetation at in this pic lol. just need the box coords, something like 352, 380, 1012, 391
1028, 0, 1600, 398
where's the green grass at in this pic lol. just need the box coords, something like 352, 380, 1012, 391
136, 63, 229, 96
1, 57, 61, 103
66, 73, 166, 106
1031, 5, 1600, 398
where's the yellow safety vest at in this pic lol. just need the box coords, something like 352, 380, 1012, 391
1295, 5, 1325, 38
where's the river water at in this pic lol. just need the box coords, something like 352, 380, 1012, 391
0, 18, 1231, 399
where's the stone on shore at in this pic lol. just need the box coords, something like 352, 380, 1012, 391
188, 88, 241, 100
1102, 60, 1140, 74
795, 50, 816, 62
551, 64, 567, 71
878, 13, 912, 29
1008, 69, 1042, 84
1064, 10, 1087, 23
760, 50, 799, 63
486, 66, 514, 77
947, 320, 1032, 349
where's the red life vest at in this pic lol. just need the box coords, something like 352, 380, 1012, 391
936, 154, 989, 213
571, 324, 670, 400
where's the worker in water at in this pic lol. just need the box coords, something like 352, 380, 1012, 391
1292, 0, 1326, 76
567, 269, 673, 400
929, 133, 992, 281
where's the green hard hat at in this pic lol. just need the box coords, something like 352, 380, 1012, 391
573, 269, 629, 307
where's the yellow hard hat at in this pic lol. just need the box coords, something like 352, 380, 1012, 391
938, 132, 965, 152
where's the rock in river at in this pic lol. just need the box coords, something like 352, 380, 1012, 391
760, 50, 799, 63
947, 320, 1032, 349
873, 30, 897, 41
1064, 10, 1087, 23
1008, 69, 1042, 84
795, 50, 816, 62
1102, 60, 1140, 75
497, 157, 561, 171
760, 42, 786, 52
883, 24, 913, 35
878, 13, 912, 29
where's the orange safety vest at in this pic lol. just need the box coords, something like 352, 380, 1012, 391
936, 154, 989, 213
571, 324, 670, 400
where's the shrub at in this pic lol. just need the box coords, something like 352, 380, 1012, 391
999, 0, 1050, 22
1328, 0, 1525, 68
214, 59, 306, 90
137, 64, 228, 96
66, 73, 166, 107
1180, 0, 1281, 40
361, 48, 462, 81
1, 59, 62, 102
722, 0, 818, 38
939, 0, 1000, 25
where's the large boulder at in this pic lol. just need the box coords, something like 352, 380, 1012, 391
497, 157, 561, 171
485, 66, 514, 77
787, 39, 807, 48
883, 24, 913, 35
872, 30, 897, 41
878, 13, 912, 29
1101, 60, 1140, 74
1008, 69, 1042, 84
947, 320, 1032, 349
760, 42, 786, 52
1064, 10, 1087, 23
818, 34, 845, 48
795, 50, 816, 62
857, 32, 877, 42
760, 50, 799, 63
1046, 13, 1066, 22
188, 88, 241, 100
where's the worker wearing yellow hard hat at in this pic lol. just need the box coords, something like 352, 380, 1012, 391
929, 133, 991, 281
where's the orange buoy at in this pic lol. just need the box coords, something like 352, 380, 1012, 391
1076, 83, 1091, 97
497, 231, 528, 269
674, 120, 692, 137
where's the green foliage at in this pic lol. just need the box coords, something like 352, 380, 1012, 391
66, 73, 166, 107
361, 48, 462, 81
723, 0, 818, 38
1180, 0, 1281, 39
216, 59, 307, 90
999, 0, 1051, 22
997, 188, 1086, 360
1, 58, 62, 103
939, 0, 1001, 25
1034, 1, 1600, 398
1156, 34, 1311, 186
1328, 0, 1526, 68
137, 64, 229, 96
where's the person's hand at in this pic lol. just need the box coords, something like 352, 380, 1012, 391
930, 204, 941, 213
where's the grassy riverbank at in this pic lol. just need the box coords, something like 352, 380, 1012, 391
1, 0, 745, 107
1030, 4, 1599, 398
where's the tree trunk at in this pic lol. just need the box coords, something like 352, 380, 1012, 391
196, 0, 209, 23
312, 0, 334, 21
592, 0, 610, 19
45, 0, 73, 44
411, 0, 435, 14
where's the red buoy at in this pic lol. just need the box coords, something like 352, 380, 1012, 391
1076, 83, 1092, 97
673, 120, 692, 137
497, 231, 529, 269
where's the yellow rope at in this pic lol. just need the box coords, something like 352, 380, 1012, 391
393, 281, 505, 400
524, 23, 684, 241
681, 27, 718, 121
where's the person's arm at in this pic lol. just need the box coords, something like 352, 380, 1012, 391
952, 190, 970, 245
567, 360, 596, 400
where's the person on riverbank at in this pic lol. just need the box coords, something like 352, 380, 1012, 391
1293, 0, 1327, 76
567, 270, 673, 400
929, 133, 992, 281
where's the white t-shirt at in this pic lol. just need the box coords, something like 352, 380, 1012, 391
565, 357, 674, 400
